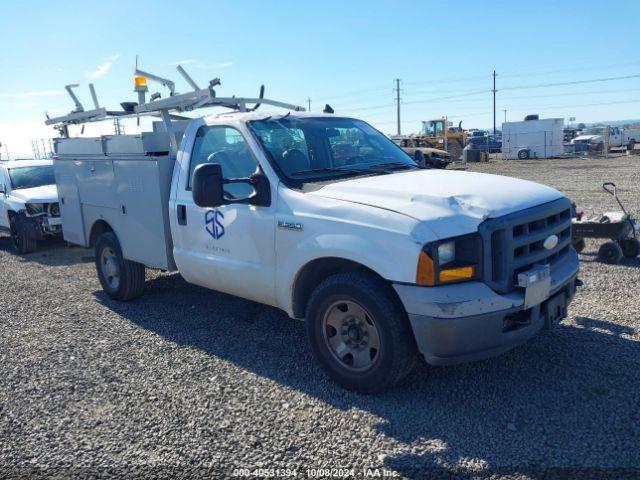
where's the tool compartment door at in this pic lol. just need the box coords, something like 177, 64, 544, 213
53, 160, 86, 246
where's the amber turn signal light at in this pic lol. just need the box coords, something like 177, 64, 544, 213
416, 251, 436, 286
439, 265, 475, 283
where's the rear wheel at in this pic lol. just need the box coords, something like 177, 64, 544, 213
95, 231, 146, 300
619, 238, 640, 258
9, 215, 37, 254
572, 237, 586, 253
306, 271, 417, 393
598, 241, 623, 264
628, 139, 636, 151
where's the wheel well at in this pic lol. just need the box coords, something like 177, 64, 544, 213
292, 257, 384, 318
89, 220, 113, 247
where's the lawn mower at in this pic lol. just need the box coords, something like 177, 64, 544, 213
572, 183, 639, 264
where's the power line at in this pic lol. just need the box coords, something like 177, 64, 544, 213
500, 73, 640, 91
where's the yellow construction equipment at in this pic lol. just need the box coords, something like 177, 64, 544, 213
418, 117, 467, 160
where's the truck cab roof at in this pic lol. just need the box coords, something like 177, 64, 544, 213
201, 111, 348, 125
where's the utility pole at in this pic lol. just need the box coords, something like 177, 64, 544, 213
394, 78, 402, 135
307, 98, 311, 112
492, 70, 497, 136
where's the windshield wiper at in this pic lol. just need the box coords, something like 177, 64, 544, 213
367, 161, 418, 171
289, 167, 365, 177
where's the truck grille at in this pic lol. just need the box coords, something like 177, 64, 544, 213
479, 198, 573, 293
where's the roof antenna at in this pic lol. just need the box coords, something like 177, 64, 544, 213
323, 104, 334, 114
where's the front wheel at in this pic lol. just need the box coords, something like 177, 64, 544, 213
95, 231, 146, 301
10, 215, 37, 254
572, 237, 586, 254
306, 271, 417, 393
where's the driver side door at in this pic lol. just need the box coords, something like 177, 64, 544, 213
171, 125, 277, 306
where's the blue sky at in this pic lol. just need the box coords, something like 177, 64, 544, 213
1, 0, 639, 156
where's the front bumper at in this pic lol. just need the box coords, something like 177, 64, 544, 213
22, 214, 62, 239
394, 249, 580, 365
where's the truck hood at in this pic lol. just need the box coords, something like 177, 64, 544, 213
309, 170, 564, 239
573, 134, 601, 143
9, 185, 58, 204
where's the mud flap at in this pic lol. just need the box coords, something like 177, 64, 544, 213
545, 291, 568, 329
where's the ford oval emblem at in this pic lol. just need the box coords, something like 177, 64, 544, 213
543, 234, 559, 250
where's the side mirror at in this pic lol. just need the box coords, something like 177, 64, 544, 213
192, 163, 224, 208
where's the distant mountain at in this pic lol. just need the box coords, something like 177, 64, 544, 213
588, 119, 640, 127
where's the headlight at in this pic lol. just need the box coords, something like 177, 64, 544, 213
437, 241, 455, 265
416, 234, 482, 286
25, 203, 45, 215
49, 203, 60, 217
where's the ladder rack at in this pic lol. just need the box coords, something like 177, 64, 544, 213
46, 64, 306, 155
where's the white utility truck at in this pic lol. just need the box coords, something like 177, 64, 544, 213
0, 159, 62, 253
572, 125, 640, 151
48, 68, 580, 392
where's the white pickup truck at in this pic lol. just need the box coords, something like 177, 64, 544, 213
0, 159, 62, 253
49, 78, 579, 392
572, 126, 640, 150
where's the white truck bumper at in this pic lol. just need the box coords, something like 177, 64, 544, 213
393, 249, 580, 365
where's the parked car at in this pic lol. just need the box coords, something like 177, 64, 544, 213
390, 136, 452, 168
0, 159, 62, 253
467, 134, 502, 153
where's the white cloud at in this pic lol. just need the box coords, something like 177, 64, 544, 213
196, 61, 234, 69
85, 54, 121, 79
167, 59, 196, 66
0, 102, 38, 108
165, 59, 234, 70
0, 90, 64, 99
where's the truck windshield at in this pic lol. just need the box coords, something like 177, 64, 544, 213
8, 165, 55, 190
249, 117, 417, 182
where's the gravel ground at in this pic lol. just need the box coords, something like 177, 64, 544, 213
1, 155, 639, 479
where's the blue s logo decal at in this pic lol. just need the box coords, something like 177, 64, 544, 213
205, 209, 225, 240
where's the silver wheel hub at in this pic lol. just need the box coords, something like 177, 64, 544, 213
100, 247, 120, 290
322, 300, 381, 372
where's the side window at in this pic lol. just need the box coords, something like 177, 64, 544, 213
188, 126, 259, 199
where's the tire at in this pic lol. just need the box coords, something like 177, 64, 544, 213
572, 237, 586, 254
628, 140, 636, 151
619, 238, 640, 258
306, 271, 417, 393
9, 214, 37, 254
95, 231, 146, 300
517, 149, 530, 160
598, 241, 623, 264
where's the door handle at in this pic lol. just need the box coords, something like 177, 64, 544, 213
177, 205, 187, 225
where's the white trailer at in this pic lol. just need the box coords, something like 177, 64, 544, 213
501, 117, 564, 160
